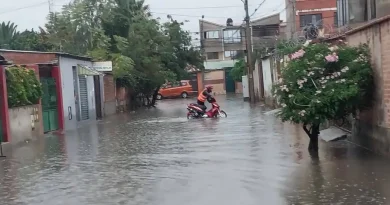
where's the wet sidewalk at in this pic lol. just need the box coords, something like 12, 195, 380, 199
1, 95, 390, 205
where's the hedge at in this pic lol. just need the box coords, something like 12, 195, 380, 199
6, 66, 43, 108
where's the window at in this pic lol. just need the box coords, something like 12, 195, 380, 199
172, 82, 181, 87
334, 12, 338, 27
223, 29, 241, 43
207, 52, 219, 60
371, 0, 376, 19
181, 82, 188, 86
224, 51, 237, 58
204, 31, 219, 39
300, 14, 322, 27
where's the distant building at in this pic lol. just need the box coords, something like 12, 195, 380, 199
337, 0, 390, 27
198, 14, 282, 94
285, 0, 337, 39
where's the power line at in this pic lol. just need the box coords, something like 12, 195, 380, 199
150, 5, 254, 10
0, 2, 48, 15
0, 0, 68, 15
151, 12, 237, 19
250, 0, 266, 17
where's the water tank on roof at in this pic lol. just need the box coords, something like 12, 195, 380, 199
226, 18, 233, 26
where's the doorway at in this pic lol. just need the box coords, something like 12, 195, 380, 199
94, 75, 103, 120
41, 77, 59, 133
225, 68, 236, 93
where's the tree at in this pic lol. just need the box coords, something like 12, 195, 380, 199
101, 0, 203, 106
0, 21, 18, 49
13, 0, 203, 108
230, 59, 246, 82
10, 29, 54, 51
44, 0, 109, 55
273, 41, 373, 152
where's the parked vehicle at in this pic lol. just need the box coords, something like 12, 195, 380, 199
157, 80, 194, 100
186, 97, 227, 119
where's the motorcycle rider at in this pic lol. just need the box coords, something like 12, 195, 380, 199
197, 85, 214, 116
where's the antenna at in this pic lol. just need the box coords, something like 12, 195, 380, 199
48, 0, 54, 13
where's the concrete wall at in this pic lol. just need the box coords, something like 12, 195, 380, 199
103, 74, 116, 116
345, 16, 390, 156
262, 58, 274, 106
8, 105, 42, 145
253, 60, 262, 100
204, 70, 226, 95
59, 57, 98, 130
116, 86, 131, 112
235, 82, 243, 94
377, 0, 390, 19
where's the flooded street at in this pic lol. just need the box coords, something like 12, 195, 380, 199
1, 95, 390, 204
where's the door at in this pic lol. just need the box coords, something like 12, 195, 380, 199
189, 73, 198, 94
79, 76, 90, 120
41, 78, 59, 133
94, 75, 103, 120
72, 66, 81, 121
225, 68, 236, 93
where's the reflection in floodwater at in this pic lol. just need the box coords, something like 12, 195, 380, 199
1, 95, 390, 204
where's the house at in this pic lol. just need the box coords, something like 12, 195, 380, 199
337, 0, 390, 27
0, 50, 105, 132
199, 14, 281, 94
285, 0, 337, 39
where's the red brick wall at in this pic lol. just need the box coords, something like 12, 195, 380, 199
295, 0, 337, 34
0, 52, 56, 64
103, 75, 116, 102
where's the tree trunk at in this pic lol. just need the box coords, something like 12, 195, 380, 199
303, 123, 320, 152
150, 86, 160, 107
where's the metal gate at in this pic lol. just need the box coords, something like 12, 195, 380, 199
79, 76, 89, 120
189, 73, 199, 93
225, 68, 236, 93
41, 78, 59, 133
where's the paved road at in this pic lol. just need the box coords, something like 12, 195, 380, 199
1, 95, 390, 205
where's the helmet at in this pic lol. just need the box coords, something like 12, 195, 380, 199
205, 85, 213, 91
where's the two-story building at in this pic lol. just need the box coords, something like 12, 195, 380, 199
337, 0, 390, 27
285, 0, 337, 39
199, 14, 281, 94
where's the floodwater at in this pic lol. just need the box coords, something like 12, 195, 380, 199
1, 95, 390, 205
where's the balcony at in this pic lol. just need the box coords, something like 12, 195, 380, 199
204, 59, 237, 70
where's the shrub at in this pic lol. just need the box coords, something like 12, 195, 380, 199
6, 66, 42, 108
273, 41, 374, 152
230, 58, 246, 82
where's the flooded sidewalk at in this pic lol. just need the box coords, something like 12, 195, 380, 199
1, 95, 390, 205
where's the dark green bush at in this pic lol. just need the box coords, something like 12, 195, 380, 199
6, 66, 43, 108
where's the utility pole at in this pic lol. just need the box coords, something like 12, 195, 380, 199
48, 0, 54, 13
291, 0, 296, 39
201, 15, 205, 90
244, 0, 255, 103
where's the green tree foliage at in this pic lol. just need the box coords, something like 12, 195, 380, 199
273, 41, 373, 152
10, 29, 54, 51
0, 21, 18, 49
230, 59, 246, 82
6, 66, 43, 108
6, 0, 203, 107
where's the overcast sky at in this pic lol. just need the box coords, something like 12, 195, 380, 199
1, 0, 285, 45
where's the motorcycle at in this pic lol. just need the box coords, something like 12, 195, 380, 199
186, 97, 227, 119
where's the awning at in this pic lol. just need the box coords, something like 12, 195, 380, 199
77, 64, 102, 76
